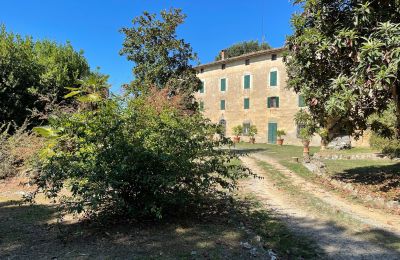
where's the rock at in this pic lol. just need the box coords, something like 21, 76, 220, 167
190, 251, 197, 255
327, 135, 352, 150
240, 242, 252, 249
267, 249, 278, 260
249, 247, 258, 257
254, 235, 261, 242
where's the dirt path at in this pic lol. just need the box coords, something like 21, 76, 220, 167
240, 155, 400, 259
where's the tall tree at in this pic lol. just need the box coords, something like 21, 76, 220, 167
215, 40, 271, 61
0, 25, 90, 127
286, 1, 400, 139
120, 8, 200, 110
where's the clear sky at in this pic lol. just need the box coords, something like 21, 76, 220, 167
0, 0, 301, 93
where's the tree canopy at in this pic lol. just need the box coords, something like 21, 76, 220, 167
215, 40, 271, 61
0, 25, 90, 127
120, 8, 200, 110
286, 0, 400, 139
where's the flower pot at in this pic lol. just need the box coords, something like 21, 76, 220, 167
320, 139, 328, 151
277, 138, 284, 146
233, 136, 241, 143
249, 137, 255, 144
302, 140, 310, 147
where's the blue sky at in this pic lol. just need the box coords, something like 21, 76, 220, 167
0, 1, 301, 93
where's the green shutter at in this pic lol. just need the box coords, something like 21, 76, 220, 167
244, 98, 250, 109
270, 71, 277, 86
244, 75, 250, 89
220, 100, 225, 110
267, 97, 271, 108
199, 101, 204, 111
276, 97, 280, 108
299, 95, 306, 107
199, 81, 204, 93
221, 78, 226, 91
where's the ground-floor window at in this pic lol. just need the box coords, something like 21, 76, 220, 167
219, 119, 226, 136
242, 123, 251, 136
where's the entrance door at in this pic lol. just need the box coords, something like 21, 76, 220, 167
268, 123, 277, 144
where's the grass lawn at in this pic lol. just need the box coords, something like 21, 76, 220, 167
0, 177, 320, 259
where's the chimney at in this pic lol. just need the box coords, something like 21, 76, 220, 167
220, 49, 226, 60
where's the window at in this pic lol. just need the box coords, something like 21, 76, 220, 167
298, 95, 306, 107
199, 81, 205, 93
220, 100, 225, 110
267, 96, 280, 108
199, 101, 204, 111
244, 75, 251, 89
244, 98, 250, 109
243, 123, 251, 136
219, 119, 227, 136
271, 54, 277, 60
221, 64, 226, 70
270, 70, 278, 87
245, 59, 250, 65
220, 78, 226, 91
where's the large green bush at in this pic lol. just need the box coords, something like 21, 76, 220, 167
30, 92, 252, 219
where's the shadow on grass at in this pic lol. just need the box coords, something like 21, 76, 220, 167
331, 163, 400, 201
0, 197, 399, 259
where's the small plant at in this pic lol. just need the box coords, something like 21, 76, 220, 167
277, 129, 286, 139
276, 129, 286, 146
299, 128, 312, 142
248, 125, 258, 144
232, 125, 243, 137
317, 128, 329, 150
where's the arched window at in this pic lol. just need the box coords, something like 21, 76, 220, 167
219, 119, 226, 136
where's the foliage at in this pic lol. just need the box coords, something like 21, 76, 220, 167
30, 90, 252, 219
299, 128, 312, 142
277, 129, 286, 139
286, 0, 400, 138
215, 40, 271, 60
294, 109, 316, 136
248, 125, 258, 138
0, 25, 90, 127
0, 121, 42, 179
120, 9, 200, 111
232, 125, 243, 137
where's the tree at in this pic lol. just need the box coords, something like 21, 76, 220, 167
30, 89, 252, 219
286, 1, 400, 139
120, 9, 200, 110
0, 25, 90, 127
215, 40, 271, 61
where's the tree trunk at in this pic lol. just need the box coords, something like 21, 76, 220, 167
393, 84, 400, 139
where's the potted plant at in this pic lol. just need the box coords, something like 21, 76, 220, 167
232, 125, 243, 143
248, 125, 258, 144
299, 128, 312, 160
318, 128, 329, 151
276, 129, 286, 146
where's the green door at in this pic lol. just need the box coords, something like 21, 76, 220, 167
268, 123, 277, 144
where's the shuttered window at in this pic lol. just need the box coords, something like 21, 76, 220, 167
244, 75, 251, 89
220, 100, 225, 110
270, 71, 278, 87
267, 96, 280, 108
220, 78, 226, 91
298, 95, 306, 107
244, 98, 250, 109
199, 81, 205, 93
199, 101, 204, 111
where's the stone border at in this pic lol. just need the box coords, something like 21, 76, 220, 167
313, 152, 391, 161
303, 159, 400, 213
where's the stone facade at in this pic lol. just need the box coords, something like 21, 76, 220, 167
195, 48, 320, 146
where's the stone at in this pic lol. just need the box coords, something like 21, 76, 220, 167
240, 242, 252, 249
327, 135, 352, 150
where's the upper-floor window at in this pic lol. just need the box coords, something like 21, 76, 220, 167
269, 70, 278, 87
244, 98, 250, 109
199, 101, 204, 111
271, 54, 277, 61
298, 95, 306, 107
244, 75, 251, 89
220, 100, 225, 110
267, 96, 280, 108
221, 64, 226, 70
220, 78, 227, 92
199, 81, 205, 93
245, 59, 250, 65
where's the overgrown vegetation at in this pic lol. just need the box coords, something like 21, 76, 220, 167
215, 40, 271, 61
0, 25, 90, 127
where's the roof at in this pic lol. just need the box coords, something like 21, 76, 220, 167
195, 47, 287, 69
